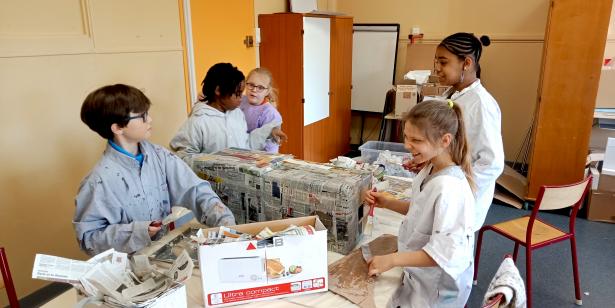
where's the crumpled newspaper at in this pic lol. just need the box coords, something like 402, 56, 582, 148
374, 151, 415, 178
193, 224, 316, 246
33, 248, 192, 308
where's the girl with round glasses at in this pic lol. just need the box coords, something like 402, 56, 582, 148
240, 67, 285, 153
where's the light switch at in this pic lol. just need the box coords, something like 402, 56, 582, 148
255, 27, 261, 44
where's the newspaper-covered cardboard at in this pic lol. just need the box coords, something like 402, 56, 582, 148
192, 149, 371, 254
261, 160, 371, 254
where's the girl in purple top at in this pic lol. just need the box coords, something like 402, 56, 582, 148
240, 68, 284, 153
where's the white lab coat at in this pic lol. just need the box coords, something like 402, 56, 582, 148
389, 164, 475, 308
444, 80, 505, 231
170, 102, 281, 166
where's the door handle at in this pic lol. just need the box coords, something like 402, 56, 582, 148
244, 35, 254, 48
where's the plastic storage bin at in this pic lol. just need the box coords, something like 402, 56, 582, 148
358, 141, 411, 163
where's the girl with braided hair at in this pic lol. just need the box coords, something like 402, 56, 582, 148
430, 32, 505, 232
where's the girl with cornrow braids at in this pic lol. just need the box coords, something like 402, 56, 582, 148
424, 32, 505, 232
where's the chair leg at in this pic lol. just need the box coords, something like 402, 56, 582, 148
513, 242, 520, 261
473, 228, 486, 285
526, 246, 532, 308
570, 237, 582, 305
0, 248, 19, 308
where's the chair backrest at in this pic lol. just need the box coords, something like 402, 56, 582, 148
383, 89, 396, 115
529, 175, 592, 235
537, 175, 592, 211
0, 247, 20, 307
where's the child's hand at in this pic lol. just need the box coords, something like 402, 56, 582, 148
148, 221, 162, 238
367, 254, 395, 277
271, 127, 288, 144
364, 190, 391, 209
197, 91, 205, 101
403, 158, 427, 173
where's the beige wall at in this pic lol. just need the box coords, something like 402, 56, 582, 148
336, 0, 550, 160
597, 2, 615, 108
604, 1, 615, 59
0, 0, 187, 303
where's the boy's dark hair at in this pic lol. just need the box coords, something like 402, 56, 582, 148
81, 84, 151, 140
439, 32, 491, 78
201, 63, 245, 102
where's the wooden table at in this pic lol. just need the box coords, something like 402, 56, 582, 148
42, 208, 405, 307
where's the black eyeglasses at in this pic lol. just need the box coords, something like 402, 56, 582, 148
246, 82, 269, 93
126, 111, 148, 122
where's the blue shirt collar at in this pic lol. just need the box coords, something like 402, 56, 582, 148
108, 140, 144, 166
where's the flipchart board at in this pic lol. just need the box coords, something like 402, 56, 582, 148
351, 24, 399, 112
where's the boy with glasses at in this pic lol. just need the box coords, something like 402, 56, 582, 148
74, 84, 235, 256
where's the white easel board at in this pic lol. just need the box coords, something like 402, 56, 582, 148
351, 24, 400, 112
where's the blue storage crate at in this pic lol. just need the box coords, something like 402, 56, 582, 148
358, 141, 411, 163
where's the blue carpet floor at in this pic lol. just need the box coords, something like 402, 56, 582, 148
467, 202, 615, 307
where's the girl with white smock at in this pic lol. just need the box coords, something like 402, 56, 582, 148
432, 33, 505, 231
365, 99, 476, 307
406, 33, 504, 231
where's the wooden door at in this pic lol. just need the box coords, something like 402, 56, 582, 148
526, 0, 613, 199
183, 0, 256, 107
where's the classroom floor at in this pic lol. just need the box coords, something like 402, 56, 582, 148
467, 202, 615, 307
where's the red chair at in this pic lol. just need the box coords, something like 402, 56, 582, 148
1, 247, 20, 307
482, 293, 504, 308
473, 176, 592, 308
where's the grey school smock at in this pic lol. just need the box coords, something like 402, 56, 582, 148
389, 164, 475, 308
73, 141, 235, 255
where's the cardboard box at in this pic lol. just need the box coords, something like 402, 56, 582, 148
420, 83, 449, 97
193, 149, 371, 254
597, 173, 615, 193
598, 137, 615, 192
393, 84, 418, 117
192, 149, 291, 224
198, 216, 328, 307
588, 190, 615, 223
261, 161, 370, 254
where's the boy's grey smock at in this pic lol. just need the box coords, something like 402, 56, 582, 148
73, 141, 236, 255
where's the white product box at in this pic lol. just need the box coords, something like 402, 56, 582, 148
198, 216, 328, 307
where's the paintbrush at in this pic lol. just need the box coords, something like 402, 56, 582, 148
364, 188, 377, 236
